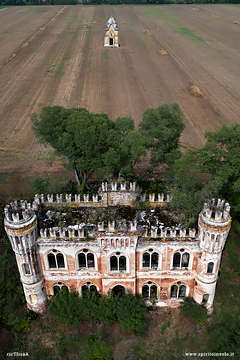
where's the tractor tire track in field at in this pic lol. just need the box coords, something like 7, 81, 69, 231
0, 6, 68, 71
0, 5, 240, 176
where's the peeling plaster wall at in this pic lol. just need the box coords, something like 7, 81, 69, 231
4, 196, 232, 313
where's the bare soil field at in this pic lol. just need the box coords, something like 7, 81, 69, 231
0, 4, 240, 178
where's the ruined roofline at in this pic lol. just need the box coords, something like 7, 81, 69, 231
38, 222, 197, 240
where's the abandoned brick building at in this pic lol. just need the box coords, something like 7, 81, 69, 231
104, 17, 119, 47
4, 182, 231, 314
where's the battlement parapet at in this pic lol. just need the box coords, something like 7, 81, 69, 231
99, 181, 136, 192
4, 201, 38, 226
38, 221, 197, 241
140, 193, 172, 206
201, 199, 231, 224
143, 226, 196, 239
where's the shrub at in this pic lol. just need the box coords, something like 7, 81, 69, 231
132, 341, 147, 357
82, 335, 113, 360
116, 292, 147, 333
135, 320, 148, 337
180, 296, 208, 323
48, 288, 85, 326
49, 288, 148, 335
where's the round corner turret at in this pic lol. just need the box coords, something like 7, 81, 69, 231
193, 198, 231, 311
4, 200, 47, 314
198, 198, 231, 254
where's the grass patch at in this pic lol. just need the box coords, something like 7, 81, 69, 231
55, 53, 69, 78
0, 31, 9, 35
141, 6, 180, 25
176, 27, 204, 42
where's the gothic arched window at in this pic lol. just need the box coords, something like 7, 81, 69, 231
170, 281, 186, 299
207, 262, 214, 274
78, 249, 95, 269
173, 249, 190, 269
22, 263, 31, 275
53, 282, 69, 296
110, 252, 126, 272
81, 281, 98, 297
48, 249, 65, 269
142, 281, 158, 300
142, 249, 159, 269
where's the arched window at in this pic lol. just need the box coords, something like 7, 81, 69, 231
202, 294, 209, 304
81, 282, 98, 297
53, 282, 69, 296
78, 249, 95, 270
207, 262, 214, 274
142, 281, 158, 300
110, 252, 126, 272
48, 249, 65, 269
29, 294, 38, 304
170, 282, 186, 299
173, 249, 190, 269
112, 285, 125, 297
22, 263, 31, 275
142, 249, 159, 269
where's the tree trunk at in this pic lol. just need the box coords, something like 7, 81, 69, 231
74, 169, 81, 186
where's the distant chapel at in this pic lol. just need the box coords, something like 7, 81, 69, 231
104, 17, 119, 47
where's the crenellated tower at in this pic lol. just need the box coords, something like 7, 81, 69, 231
4, 199, 47, 314
193, 199, 231, 312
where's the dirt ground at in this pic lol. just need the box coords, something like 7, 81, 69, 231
0, 4, 240, 178
25, 306, 207, 360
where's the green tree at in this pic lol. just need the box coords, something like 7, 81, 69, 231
180, 296, 208, 323
32, 106, 116, 187
101, 116, 147, 179
139, 103, 185, 172
171, 123, 240, 223
32, 107, 147, 185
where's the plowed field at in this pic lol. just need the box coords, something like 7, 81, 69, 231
0, 4, 240, 177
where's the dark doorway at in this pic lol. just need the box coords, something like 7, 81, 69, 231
110, 37, 113, 46
112, 285, 125, 297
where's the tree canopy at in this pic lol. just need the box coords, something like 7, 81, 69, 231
139, 103, 185, 172
32, 104, 186, 187
167, 123, 240, 226
32, 106, 148, 186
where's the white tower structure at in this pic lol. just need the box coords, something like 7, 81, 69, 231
4, 200, 47, 314
193, 199, 231, 312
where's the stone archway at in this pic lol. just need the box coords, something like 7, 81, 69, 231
112, 285, 125, 296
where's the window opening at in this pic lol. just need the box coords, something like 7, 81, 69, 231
173, 251, 189, 269
53, 282, 69, 296
142, 282, 158, 299
29, 294, 38, 304
170, 282, 186, 299
78, 249, 95, 269
81, 282, 98, 297
22, 263, 31, 275
112, 285, 125, 297
207, 262, 214, 274
202, 294, 209, 303
110, 253, 126, 272
142, 250, 159, 269
48, 250, 65, 269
